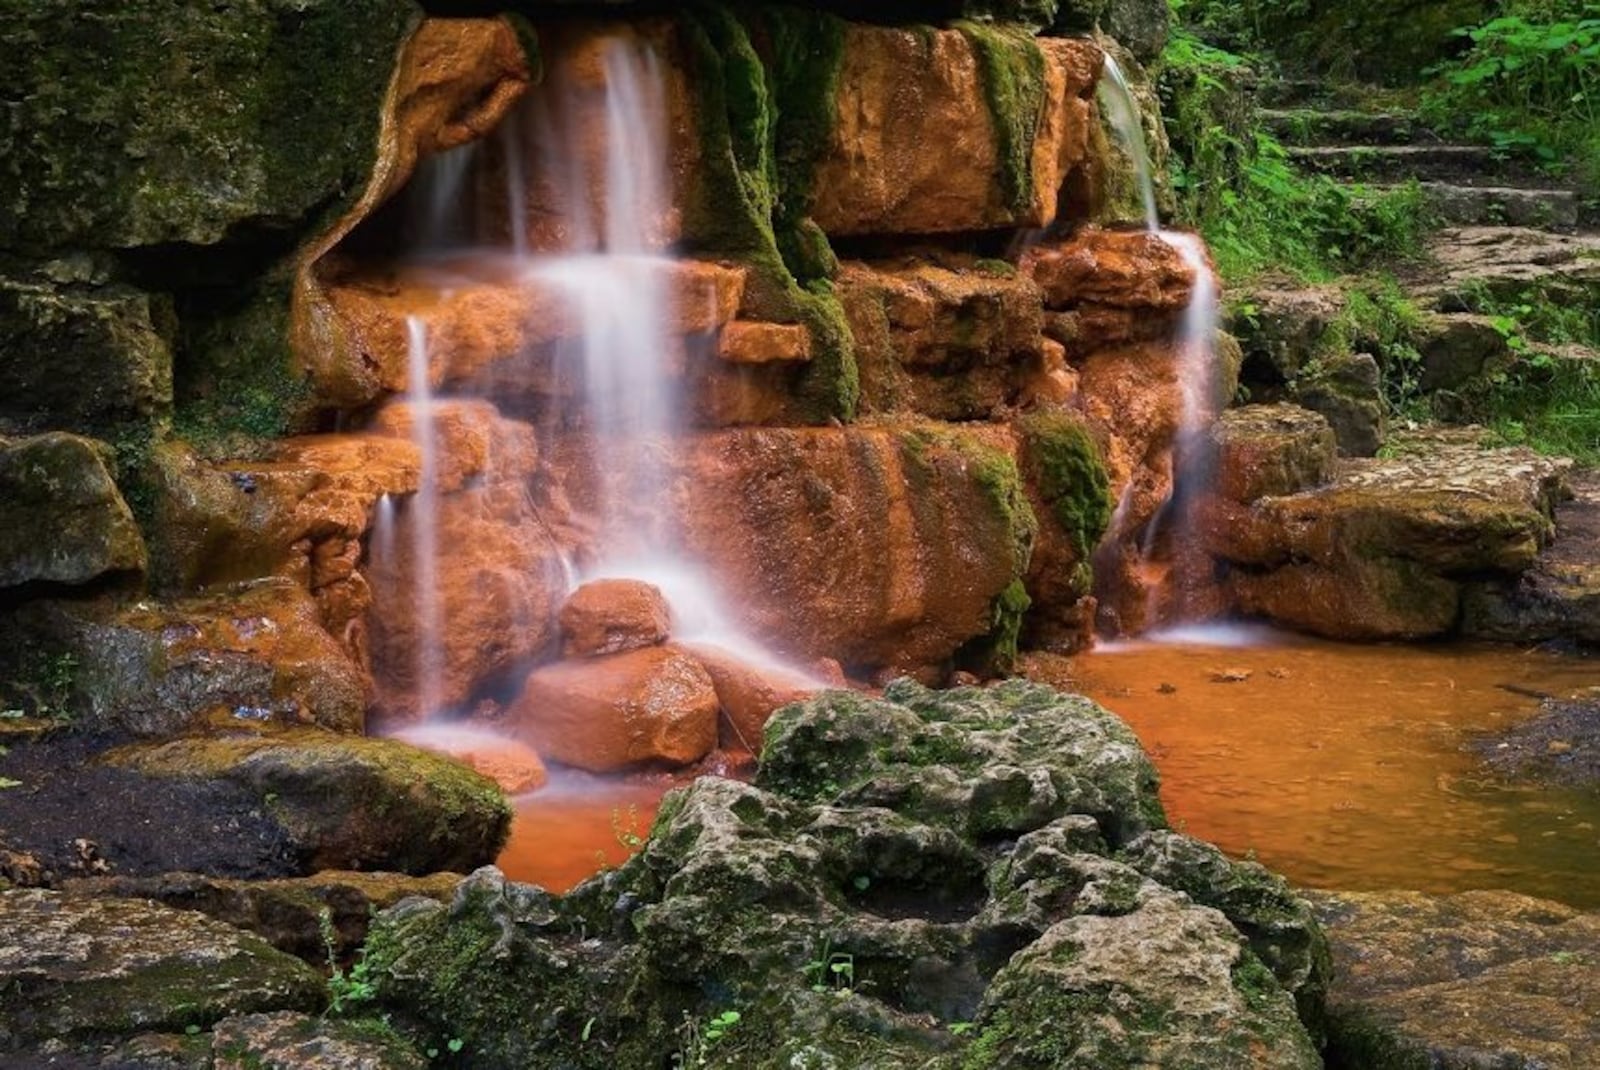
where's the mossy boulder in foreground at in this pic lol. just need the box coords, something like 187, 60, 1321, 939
360, 681, 1327, 1069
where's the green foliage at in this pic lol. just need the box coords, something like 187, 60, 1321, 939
958, 21, 1048, 215
1331, 278, 1427, 414
1157, 24, 1435, 285
1422, 2, 1600, 184
1017, 412, 1113, 559
1, 652, 78, 722
320, 909, 376, 1018
673, 1009, 743, 1068
1445, 279, 1600, 462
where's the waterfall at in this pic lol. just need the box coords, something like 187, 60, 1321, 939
403, 315, 445, 717
1095, 52, 1224, 632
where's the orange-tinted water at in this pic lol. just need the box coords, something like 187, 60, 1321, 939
497, 778, 673, 893
1064, 627, 1600, 907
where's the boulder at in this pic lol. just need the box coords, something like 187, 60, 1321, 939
0, 0, 416, 255
811, 29, 1101, 236
211, 1013, 428, 1070
1292, 351, 1386, 457
0, 433, 146, 590
1230, 285, 1345, 386
838, 259, 1047, 420
365, 401, 569, 721
1309, 889, 1600, 1070
673, 426, 1037, 674
675, 642, 818, 754
105, 731, 510, 875
1213, 433, 1572, 640
357, 681, 1325, 1069
392, 725, 550, 795
559, 579, 672, 657
13, 579, 368, 737
1210, 404, 1337, 504
64, 871, 461, 964
0, 890, 321, 1049
1106, 0, 1172, 63
509, 646, 719, 772
0, 276, 172, 440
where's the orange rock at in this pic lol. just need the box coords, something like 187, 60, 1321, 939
812, 29, 1100, 236
560, 579, 672, 656
672, 426, 1035, 674
1023, 227, 1196, 315
717, 321, 812, 364
676, 642, 818, 754
838, 260, 1046, 420
509, 647, 719, 772
294, 17, 532, 409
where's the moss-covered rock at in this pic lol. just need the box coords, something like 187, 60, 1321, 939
65, 870, 462, 964
0, 0, 418, 256
0, 889, 322, 1050
357, 682, 1324, 1069
210, 1011, 428, 1069
0, 432, 147, 591
759, 679, 1162, 845
9, 578, 366, 737
0, 273, 173, 442
105, 729, 510, 875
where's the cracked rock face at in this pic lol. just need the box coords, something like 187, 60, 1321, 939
359, 680, 1327, 1070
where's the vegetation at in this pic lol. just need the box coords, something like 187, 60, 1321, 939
1157, 16, 1435, 285
1421, 2, 1600, 186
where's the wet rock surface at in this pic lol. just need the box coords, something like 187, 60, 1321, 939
0, 890, 322, 1052
1473, 690, 1600, 793
1210, 404, 1338, 504
359, 681, 1328, 1069
104, 731, 510, 876
0, 433, 146, 591
559, 579, 672, 657
1213, 431, 1572, 639
1309, 889, 1600, 1070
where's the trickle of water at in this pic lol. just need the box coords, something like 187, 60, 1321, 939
1097, 53, 1160, 233
403, 314, 444, 717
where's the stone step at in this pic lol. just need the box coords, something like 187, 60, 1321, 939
1419, 226, 1600, 310
1260, 108, 1431, 146
1367, 181, 1581, 230
1417, 311, 1598, 393
1288, 143, 1500, 182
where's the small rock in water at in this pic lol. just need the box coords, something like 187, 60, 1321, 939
1210, 668, 1253, 683
1157, 682, 1178, 694
1548, 740, 1574, 755
1268, 667, 1291, 679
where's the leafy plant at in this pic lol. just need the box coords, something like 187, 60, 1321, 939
803, 939, 856, 995
319, 909, 376, 1018
611, 805, 646, 851
672, 1009, 742, 1068
1422, 3, 1600, 184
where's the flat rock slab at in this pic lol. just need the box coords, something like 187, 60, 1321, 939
1472, 691, 1600, 792
0, 890, 321, 1050
1422, 226, 1600, 308
1308, 889, 1600, 1070
1464, 469, 1600, 644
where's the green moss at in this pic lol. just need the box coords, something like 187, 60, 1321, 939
678, 3, 859, 422
957, 21, 1047, 217
1018, 412, 1113, 559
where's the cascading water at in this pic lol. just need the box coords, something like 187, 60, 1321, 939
402, 315, 444, 716
1094, 53, 1224, 631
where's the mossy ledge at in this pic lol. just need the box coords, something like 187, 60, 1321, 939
957, 20, 1049, 218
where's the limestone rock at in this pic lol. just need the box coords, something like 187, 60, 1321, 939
1231, 284, 1345, 385
105, 731, 510, 875
759, 680, 1165, 844
0, 433, 146, 590
365, 401, 569, 721
1309, 889, 1600, 1070
0, 276, 173, 439
1292, 351, 1386, 457
0, 890, 321, 1049
211, 1013, 427, 1070
1210, 404, 1337, 504
1107, 0, 1172, 63
839, 260, 1046, 420
63, 871, 461, 964
811, 28, 1101, 236
509, 646, 719, 772
673, 426, 1036, 674
717, 321, 812, 364
973, 896, 1320, 1069
0, 1, 416, 255
15, 579, 368, 737
357, 682, 1323, 1069
559, 579, 672, 657
1213, 433, 1572, 640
